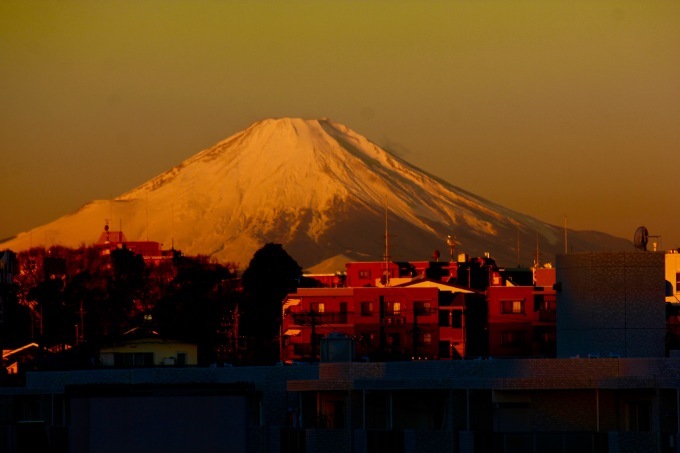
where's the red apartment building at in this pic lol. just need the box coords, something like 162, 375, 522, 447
282, 286, 441, 363
486, 284, 556, 357
286, 257, 557, 363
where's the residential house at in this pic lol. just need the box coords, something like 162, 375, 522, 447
99, 327, 197, 367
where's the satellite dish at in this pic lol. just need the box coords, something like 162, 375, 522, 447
633, 226, 649, 251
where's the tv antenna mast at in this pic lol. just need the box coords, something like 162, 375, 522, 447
383, 201, 391, 286
104, 220, 111, 243
447, 235, 457, 262
534, 231, 540, 269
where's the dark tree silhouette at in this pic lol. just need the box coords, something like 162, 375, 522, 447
0, 276, 32, 349
153, 255, 237, 365
27, 277, 70, 344
105, 246, 146, 336
10, 244, 242, 368
240, 243, 302, 363
63, 269, 108, 343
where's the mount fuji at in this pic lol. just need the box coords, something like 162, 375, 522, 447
2, 118, 630, 271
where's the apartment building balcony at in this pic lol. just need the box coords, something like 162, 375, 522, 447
291, 312, 349, 325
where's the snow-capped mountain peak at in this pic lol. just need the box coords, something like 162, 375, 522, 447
1, 118, 630, 270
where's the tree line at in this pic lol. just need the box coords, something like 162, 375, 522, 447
0, 242, 304, 368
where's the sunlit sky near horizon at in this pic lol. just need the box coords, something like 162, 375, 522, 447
2, 1, 679, 251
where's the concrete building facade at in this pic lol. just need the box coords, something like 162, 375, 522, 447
556, 252, 667, 358
1, 358, 678, 452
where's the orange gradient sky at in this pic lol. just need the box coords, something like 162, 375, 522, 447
1, 1, 679, 251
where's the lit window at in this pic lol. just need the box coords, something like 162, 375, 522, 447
392, 302, 401, 315
501, 300, 524, 314
361, 301, 373, 316
359, 270, 371, 279
423, 332, 432, 344
311, 302, 325, 313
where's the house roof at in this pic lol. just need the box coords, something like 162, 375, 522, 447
393, 278, 477, 293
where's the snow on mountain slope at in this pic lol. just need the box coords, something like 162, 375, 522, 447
1, 118, 631, 270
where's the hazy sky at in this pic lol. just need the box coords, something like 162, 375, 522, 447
2, 1, 679, 251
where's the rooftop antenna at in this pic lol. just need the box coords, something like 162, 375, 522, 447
534, 231, 540, 269
447, 235, 456, 262
383, 200, 390, 286
516, 226, 521, 267
145, 193, 149, 241
564, 215, 568, 254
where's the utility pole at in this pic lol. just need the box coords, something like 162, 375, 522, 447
413, 308, 419, 359
379, 296, 385, 358
79, 298, 85, 344
383, 202, 391, 287
564, 216, 568, 254
310, 309, 317, 362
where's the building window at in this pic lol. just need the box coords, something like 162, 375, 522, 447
451, 310, 463, 328
113, 352, 154, 367
414, 301, 431, 315
359, 270, 371, 279
176, 352, 187, 366
361, 301, 373, 316
534, 329, 557, 345
501, 331, 526, 347
311, 302, 325, 313
337, 302, 348, 323
386, 333, 400, 347
385, 301, 401, 316
439, 341, 451, 358
676, 272, 680, 292
422, 332, 432, 344
359, 332, 374, 346
533, 294, 544, 311
501, 300, 524, 314
545, 297, 556, 311
439, 310, 463, 327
